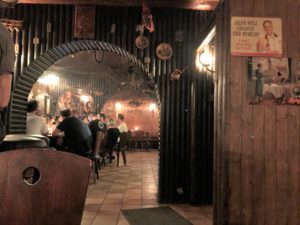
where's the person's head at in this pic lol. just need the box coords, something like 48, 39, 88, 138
263, 20, 273, 36
60, 109, 71, 118
99, 113, 106, 121
277, 72, 282, 77
71, 109, 79, 118
89, 112, 98, 120
257, 63, 262, 69
82, 116, 89, 125
26, 100, 38, 113
118, 113, 124, 121
108, 119, 116, 127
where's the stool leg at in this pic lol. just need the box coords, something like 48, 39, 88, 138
116, 151, 120, 167
121, 150, 126, 165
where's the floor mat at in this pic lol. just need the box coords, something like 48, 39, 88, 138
122, 206, 193, 225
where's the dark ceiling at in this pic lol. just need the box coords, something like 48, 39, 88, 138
17, 0, 220, 10
40, 50, 153, 96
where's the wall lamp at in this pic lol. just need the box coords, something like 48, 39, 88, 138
196, 26, 216, 73
198, 50, 215, 73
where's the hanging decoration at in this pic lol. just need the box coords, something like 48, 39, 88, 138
135, 26, 149, 49
170, 67, 188, 81
141, 3, 155, 33
156, 43, 173, 60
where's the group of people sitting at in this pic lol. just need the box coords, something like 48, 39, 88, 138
25, 99, 128, 165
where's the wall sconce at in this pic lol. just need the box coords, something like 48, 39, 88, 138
199, 51, 215, 73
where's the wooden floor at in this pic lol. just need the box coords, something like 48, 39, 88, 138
81, 150, 212, 225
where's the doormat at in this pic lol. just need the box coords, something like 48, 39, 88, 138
122, 206, 193, 225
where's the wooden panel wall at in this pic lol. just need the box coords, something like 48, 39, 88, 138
215, 0, 300, 224
0, 4, 215, 204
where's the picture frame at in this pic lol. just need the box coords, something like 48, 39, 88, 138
247, 57, 300, 105
74, 5, 96, 39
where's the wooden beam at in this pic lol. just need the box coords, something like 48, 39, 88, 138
17, 0, 220, 10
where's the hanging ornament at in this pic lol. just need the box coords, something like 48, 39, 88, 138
135, 25, 149, 49
141, 3, 155, 33
156, 43, 173, 60
170, 67, 188, 81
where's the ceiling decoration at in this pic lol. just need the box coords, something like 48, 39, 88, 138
17, 0, 220, 10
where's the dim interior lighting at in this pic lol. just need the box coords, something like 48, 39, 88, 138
196, 3, 212, 10
80, 95, 89, 103
149, 103, 157, 111
38, 74, 59, 85
199, 51, 212, 67
197, 50, 215, 73
115, 102, 122, 110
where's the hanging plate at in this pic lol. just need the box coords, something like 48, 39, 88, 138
135, 35, 149, 49
156, 43, 173, 60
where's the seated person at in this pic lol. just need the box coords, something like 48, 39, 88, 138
117, 113, 128, 133
88, 112, 107, 155
52, 109, 92, 157
104, 119, 120, 162
26, 100, 49, 136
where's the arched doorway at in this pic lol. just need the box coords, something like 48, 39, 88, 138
9, 40, 160, 134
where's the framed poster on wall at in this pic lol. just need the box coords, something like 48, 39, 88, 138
231, 17, 282, 57
74, 5, 96, 39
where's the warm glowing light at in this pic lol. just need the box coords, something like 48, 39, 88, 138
38, 74, 59, 85
149, 103, 157, 111
115, 102, 122, 110
199, 51, 213, 67
80, 95, 89, 103
134, 127, 139, 131
195, 3, 212, 10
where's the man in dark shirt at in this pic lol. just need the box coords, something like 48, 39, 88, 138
0, 22, 15, 143
88, 112, 107, 154
52, 109, 92, 157
104, 119, 120, 162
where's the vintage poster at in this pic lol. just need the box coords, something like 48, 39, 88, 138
231, 17, 282, 57
74, 5, 96, 39
248, 57, 300, 105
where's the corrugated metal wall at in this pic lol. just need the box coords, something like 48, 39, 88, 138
0, 4, 215, 204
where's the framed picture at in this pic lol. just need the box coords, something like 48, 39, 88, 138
74, 5, 96, 39
247, 57, 295, 105
231, 17, 282, 57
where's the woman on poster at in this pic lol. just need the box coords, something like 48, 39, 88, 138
255, 63, 264, 102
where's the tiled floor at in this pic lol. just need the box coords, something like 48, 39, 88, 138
81, 150, 212, 225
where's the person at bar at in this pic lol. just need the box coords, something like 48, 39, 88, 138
88, 112, 107, 155
0, 22, 16, 143
26, 100, 49, 136
52, 109, 92, 157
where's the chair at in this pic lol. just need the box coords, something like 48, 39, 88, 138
89, 148, 102, 183
0, 148, 91, 225
0, 134, 47, 152
116, 132, 128, 167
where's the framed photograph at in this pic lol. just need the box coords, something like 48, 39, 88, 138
74, 5, 96, 39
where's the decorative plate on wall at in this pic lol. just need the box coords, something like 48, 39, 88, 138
156, 43, 173, 60
135, 35, 149, 49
